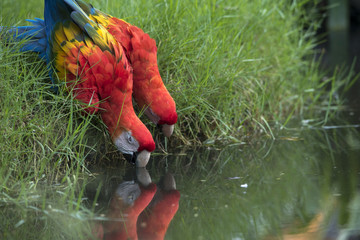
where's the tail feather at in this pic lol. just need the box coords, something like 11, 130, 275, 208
0, 18, 47, 58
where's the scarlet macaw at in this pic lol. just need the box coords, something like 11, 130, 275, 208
4, 0, 157, 166
74, 2, 178, 138
4, 0, 178, 138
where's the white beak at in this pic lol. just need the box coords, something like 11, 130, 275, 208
136, 150, 151, 167
162, 173, 176, 190
162, 124, 175, 138
136, 167, 152, 186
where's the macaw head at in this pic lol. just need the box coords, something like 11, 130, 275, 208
142, 91, 178, 138
100, 88, 156, 167
112, 127, 155, 167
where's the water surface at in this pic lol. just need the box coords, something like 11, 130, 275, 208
1, 116, 359, 240
86, 116, 360, 240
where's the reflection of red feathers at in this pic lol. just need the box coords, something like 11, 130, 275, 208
137, 189, 180, 240
88, 170, 180, 240
103, 183, 157, 240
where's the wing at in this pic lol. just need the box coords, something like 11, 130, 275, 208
106, 19, 178, 128
68, 1, 178, 128
50, 10, 155, 154
50, 18, 131, 114
66, 0, 133, 54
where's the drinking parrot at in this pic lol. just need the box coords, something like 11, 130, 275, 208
3, 0, 157, 166
74, 1, 178, 138
3, 0, 178, 138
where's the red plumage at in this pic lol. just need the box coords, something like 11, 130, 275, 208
52, 21, 155, 154
90, 13, 178, 133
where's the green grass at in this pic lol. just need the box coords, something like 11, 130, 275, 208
1, 0, 354, 145
0, 0, 358, 239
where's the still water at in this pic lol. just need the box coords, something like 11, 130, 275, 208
84, 116, 360, 240
1, 115, 359, 240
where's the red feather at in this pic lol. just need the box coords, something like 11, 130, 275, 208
90, 15, 178, 126
52, 22, 155, 152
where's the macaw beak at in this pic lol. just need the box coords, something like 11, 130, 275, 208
162, 124, 174, 138
144, 108, 176, 137
124, 150, 151, 167
136, 167, 152, 186
136, 150, 151, 167
162, 172, 177, 190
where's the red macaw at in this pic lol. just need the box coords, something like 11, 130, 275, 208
103, 183, 157, 240
85, 11, 178, 138
52, 0, 178, 137
43, 0, 155, 166
3, 0, 179, 163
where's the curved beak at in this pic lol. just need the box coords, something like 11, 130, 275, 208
162, 173, 176, 190
124, 150, 151, 167
136, 150, 151, 167
162, 124, 175, 138
136, 167, 152, 186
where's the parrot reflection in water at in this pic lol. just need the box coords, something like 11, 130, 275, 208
89, 169, 180, 240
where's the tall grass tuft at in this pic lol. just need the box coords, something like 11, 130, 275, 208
0, 29, 100, 238
92, 0, 355, 143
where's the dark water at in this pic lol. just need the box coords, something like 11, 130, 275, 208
76, 4, 360, 239
84, 114, 360, 240
1, 108, 358, 240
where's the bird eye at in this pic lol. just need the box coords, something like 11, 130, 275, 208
128, 135, 134, 144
